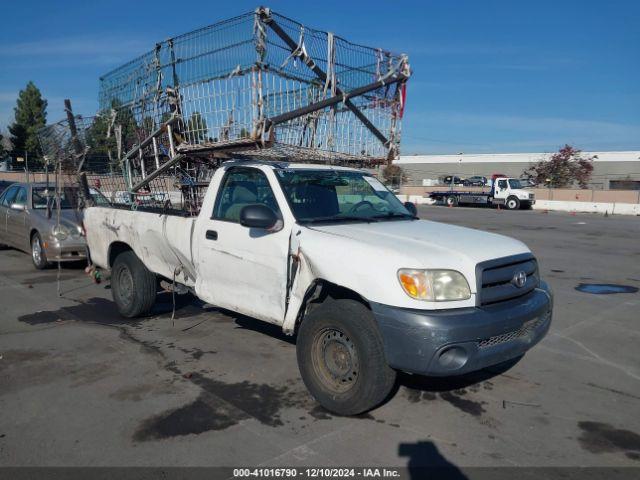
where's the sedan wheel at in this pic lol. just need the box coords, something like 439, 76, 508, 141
31, 233, 49, 270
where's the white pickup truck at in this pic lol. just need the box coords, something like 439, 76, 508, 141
85, 161, 553, 414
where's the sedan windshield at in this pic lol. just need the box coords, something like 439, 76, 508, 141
32, 187, 74, 209
32, 186, 110, 209
276, 169, 414, 223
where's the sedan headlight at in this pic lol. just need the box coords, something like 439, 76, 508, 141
398, 269, 471, 301
52, 224, 70, 241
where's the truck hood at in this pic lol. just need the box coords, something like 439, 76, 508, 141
298, 219, 531, 309
308, 219, 529, 266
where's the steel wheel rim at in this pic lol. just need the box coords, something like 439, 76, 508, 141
32, 236, 42, 265
117, 265, 134, 306
311, 328, 359, 393
508, 199, 517, 209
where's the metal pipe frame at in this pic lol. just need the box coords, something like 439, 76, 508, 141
259, 10, 404, 147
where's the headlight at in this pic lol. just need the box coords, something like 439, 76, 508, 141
398, 269, 471, 301
52, 224, 70, 241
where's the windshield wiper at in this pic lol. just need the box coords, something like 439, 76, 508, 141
371, 212, 418, 220
301, 215, 379, 224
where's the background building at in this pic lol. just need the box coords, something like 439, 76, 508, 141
396, 151, 640, 190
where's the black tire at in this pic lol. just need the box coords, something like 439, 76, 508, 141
296, 298, 396, 415
111, 250, 157, 318
31, 232, 49, 270
506, 196, 520, 210
445, 195, 458, 207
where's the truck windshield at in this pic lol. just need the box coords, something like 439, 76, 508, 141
508, 179, 522, 189
276, 169, 414, 223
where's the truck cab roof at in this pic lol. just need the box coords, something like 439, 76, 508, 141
221, 159, 365, 173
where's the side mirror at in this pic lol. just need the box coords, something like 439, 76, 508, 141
240, 204, 278, 229
404, 202, 417, 216
10, 203, 26, 211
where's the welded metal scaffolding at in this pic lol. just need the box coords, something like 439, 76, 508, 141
40, 7, 411, 215
99, 8, 410, 164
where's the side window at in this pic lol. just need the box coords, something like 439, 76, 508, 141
1, 186, 19, 207
14, 188, 27, 207
498, 180, 507, 189
213, 168, 280, 222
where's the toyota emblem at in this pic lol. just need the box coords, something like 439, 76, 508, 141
512, 271, 527, 288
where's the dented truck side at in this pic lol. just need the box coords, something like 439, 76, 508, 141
85, 161, 553, 415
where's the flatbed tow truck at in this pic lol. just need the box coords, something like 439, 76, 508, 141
429, 176, 535, 210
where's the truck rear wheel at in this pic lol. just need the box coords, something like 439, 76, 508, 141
506, 196, 520, 210
445, 195, 458, 207
111, 250, 157, 318
296, 298, 396, 415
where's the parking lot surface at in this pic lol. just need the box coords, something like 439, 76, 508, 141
1, 206, 639, 468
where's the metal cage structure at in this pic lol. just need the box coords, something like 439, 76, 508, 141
41, 7, 411, 216
99, 8, 410, 162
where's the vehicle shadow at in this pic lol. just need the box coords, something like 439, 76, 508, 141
0, 246, 89, 270
230, 311, 296, 345
390, 355, 523, 401
398, 440, 468, 479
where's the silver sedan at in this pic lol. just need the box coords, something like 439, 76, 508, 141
0, 182, 100, 269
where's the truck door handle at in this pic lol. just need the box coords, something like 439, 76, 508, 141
205, 230, 218, 241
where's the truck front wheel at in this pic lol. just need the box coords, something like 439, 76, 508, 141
111, 250, 157, 318
506, 196, 520, 210
296, 298, 396, 415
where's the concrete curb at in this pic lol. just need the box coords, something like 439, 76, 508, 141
533, 199, 640, 216
396, 195, 640, 215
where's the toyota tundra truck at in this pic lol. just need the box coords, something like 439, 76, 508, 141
84, 161, 553, 415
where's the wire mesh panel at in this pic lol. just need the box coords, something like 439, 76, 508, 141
39, 115, 92, 172
98, 7, 410, 164
40, 7, 411, 218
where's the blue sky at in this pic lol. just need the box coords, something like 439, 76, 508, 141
1, 0, 638, 154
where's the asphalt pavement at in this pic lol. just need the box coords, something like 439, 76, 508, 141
0, 206, 639, 469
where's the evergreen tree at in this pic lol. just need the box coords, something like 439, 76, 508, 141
8, 81, 48, 157
0, 130, 6, 159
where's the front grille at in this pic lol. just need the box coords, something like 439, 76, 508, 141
478, 315, 546, 348
477, 254, 538, 305
529, 193, 535, 199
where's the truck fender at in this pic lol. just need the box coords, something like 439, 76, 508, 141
283, 247, 317, 334
282, 246, 370, 335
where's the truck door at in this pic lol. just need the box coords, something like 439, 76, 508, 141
194, 167, 290, 324
494, 179, 509, 201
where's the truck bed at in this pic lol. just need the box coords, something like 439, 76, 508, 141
85, 207, 197, 287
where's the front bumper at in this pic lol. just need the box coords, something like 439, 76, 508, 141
370, 281, 553, 376
43, 238, 88, 262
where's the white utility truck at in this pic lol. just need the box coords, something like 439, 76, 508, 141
85, 161, 553, 414
429, 177, 535, 210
